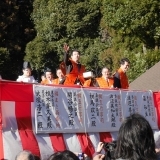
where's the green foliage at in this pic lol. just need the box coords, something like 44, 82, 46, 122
1, 0, 160, 84
81, 37, 109, 76
100, 0, 160, 83
25, 37, 59, 71
102, 0, 160, 49
123, 51, 147, 82
145, 50, 160, 69
122, 50, 160, 82
25, 0, 108, 74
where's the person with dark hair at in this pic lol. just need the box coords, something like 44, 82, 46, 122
60, 44, 86, 86
47, 150, 79, 160
53, 68, 65, 84
47, 152, 61, 160
113, 58, 130, 89
96, 67, 114, 88
15, 150, 35, 160
114, 113, 157, 160
41, 67, 54, 85
34, 155, 41, 160
41, 73, 46, 82
17, 61, 37, 83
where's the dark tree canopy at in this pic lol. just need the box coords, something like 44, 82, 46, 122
0, 0, 160, 82
0, 0, 35, 79
25, 0, 110, 77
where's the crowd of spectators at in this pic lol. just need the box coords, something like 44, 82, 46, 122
14, 113, 160, 160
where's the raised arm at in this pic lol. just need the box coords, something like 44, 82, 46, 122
63, 44, 71, 66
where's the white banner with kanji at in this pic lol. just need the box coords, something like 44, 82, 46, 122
34, 85, 158, 133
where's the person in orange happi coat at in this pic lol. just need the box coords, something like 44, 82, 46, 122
83, 71, 99, 87
53, 68, 65, 85
113, 58, 130, 89
96, 67, 114, 88
60, 44, 86, 86
41, 68, 55, 85
83, 77, 98, 87
83, 68, 114, 88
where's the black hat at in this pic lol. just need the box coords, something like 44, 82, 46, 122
23, 61, 31, 69
44, 67, 52, 73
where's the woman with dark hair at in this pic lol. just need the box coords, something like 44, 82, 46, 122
114, 113, 157, 160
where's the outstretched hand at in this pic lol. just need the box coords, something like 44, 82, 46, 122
96, 142, 104, 153
63, 43, 69, 53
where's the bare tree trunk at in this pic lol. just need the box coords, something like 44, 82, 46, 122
143, 43, 147, 54
155, 45, 158, 50
154, 38, 159, 50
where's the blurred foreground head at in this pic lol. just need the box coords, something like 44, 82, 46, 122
47, 150, 79, 160
115, 113, 157, 160
15, 150, 35, 160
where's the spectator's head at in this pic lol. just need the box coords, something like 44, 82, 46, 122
44, 68, 53, 81
34, 155, 41, 160
120, 58, 130, 73
101, 67, 110, 79
115, 113, 157, 160
15, 150, 35, 160
47, 150, 79, 160
22, 61, 32, 77
71, 50, 80, 63
56, 69, 64, 79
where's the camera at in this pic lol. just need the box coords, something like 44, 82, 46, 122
78, 153, 84, 160
77, 153, 91, 160
103, 141, 117, 160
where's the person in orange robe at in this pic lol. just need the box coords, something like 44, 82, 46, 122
83, 77, 98, 87
96, 67, 114, 88
41, 68, 55, 85
83, 72, 99, 87
113, 58, 130, 89
53, 69, 65, 84
83, 68, 113, 88
60, 44, 85, 86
